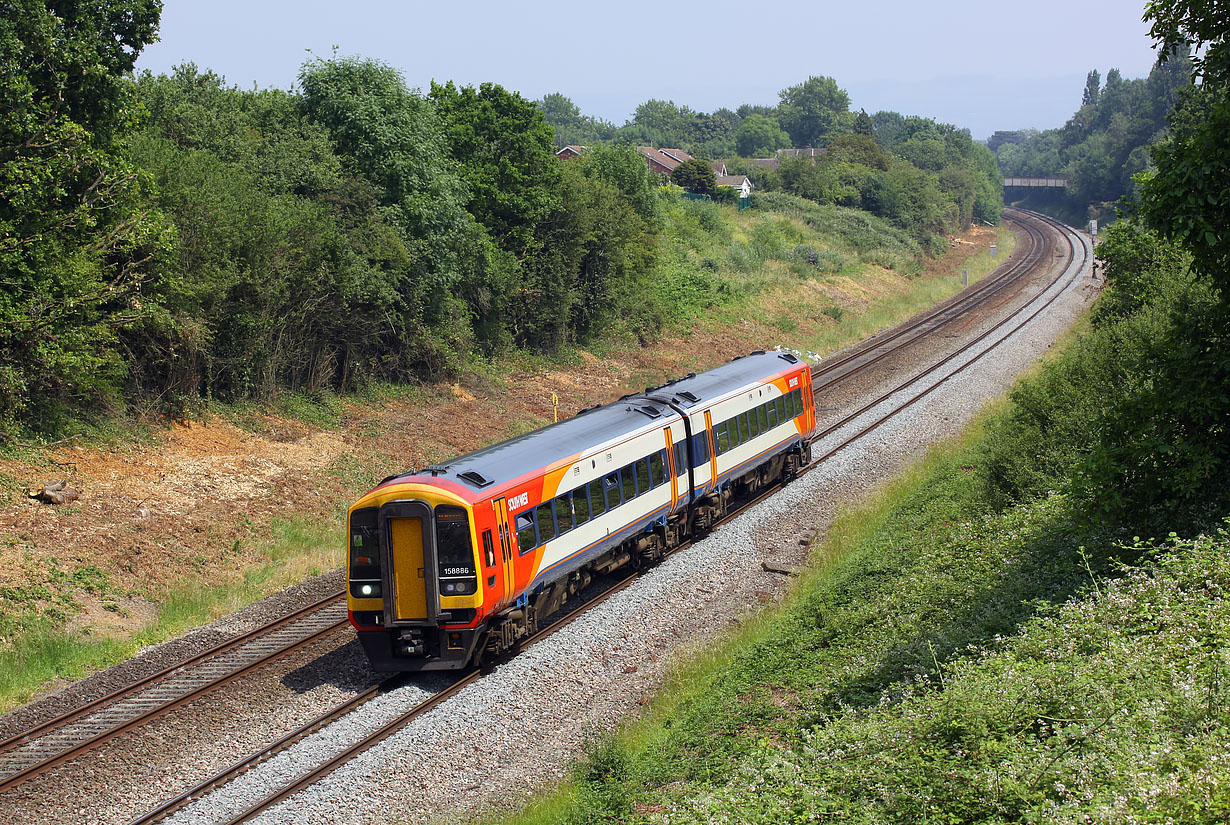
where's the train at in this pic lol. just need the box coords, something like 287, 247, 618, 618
345, 350, 817, 671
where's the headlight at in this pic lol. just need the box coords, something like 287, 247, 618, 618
350, 581, 381, 598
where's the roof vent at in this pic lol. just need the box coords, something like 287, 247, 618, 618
777, 352, 799, 363
676, 390, 700, 403
458, 470, 494, 488
631, 405, 662, 419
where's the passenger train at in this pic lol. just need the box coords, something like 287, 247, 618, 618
346, 350, 816, 671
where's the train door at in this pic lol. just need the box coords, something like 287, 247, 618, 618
492, 497, 516, 610
703, 410, 718, 489
663, 426, 678, 509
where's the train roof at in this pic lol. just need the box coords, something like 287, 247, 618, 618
381, 350, 804, 496
385, 396, 672, 495
645, 350, 803, 409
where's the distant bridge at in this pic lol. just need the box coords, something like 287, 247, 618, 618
1002, 176, 1067, 189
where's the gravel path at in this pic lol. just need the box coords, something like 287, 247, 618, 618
151, 223, 1098, 825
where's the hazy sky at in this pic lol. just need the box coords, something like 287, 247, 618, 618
135, 1, 1161, 140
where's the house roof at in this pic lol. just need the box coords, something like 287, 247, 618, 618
716, 174, 752, 188
556, 145, 587, 157
635, 146, 680, 171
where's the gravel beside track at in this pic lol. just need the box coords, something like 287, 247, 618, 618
153, 223, 1098, 825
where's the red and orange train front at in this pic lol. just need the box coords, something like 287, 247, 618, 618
346, 478, 491, 671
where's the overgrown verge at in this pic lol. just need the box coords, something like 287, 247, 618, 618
487, 216, 1230, 823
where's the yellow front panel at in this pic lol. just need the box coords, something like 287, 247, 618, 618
391, 517, 427, 620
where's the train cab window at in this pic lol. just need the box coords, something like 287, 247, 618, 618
748, 408, 761, 438
767, 400, 779, 428
574, 486, 592, 525
757, 404, 769, 432
621, 465, 636, 502
482, 530, 496, 568
790, 388, 803, 417
555, 494, 574, 533
536, 502, 556, 543
515, 510, 536, 555
635, 458, 651, 493
650, 451, 666, 486
588, 479, 607, 517
603, 472, 622, 509
716, 421, 730, 455
435, 505, 474, 573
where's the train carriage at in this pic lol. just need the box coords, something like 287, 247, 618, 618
347, 351, 816, 671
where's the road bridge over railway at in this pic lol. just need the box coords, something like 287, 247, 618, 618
1003, 176, 1067, 189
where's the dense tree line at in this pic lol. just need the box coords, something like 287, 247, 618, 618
992, 55, 1191, 223
538, 79, 1003, 247
1, 3, 1001, 436
0, 2, 662, 432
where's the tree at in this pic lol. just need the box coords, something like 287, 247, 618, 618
1, 0, 168, 428
735, 113, 790, 157
1082, 69, 1102, 106
430, 81, 561, 254
536, 92, 615, 146
298, 57, 482, 355
671, 158, 717, 196
854, 108, 874, 136
777, 76, 853, 148
1139, 0, 1230, 295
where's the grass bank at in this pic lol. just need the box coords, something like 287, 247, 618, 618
0, 517, 341, 711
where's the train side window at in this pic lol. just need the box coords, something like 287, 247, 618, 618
757, 404, 769, 432
515, 510, 536, 555
748, 407, 761, 438
621, 465, 636, 501
635, 458, 651, 493
775, 396, 787, 421
555, 494, 573, 533
692, 431, 709, 464
604, 472, 622, 509
574, 486, 591, 524
716, 421, 730, 454
737, 413, 750, 444
791, 388, 803, 417
588, 479, 606, 517
650, 451, 666, 486
767, 400, 779, 427
674, 442, 688, 477
536, 502, 556, 543
482, 529, 495, 568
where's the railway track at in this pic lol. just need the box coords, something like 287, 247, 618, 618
807, 207, 1050, 392
0, 208, 1087, 823
0, 593, 348, 793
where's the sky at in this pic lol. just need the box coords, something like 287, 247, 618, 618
135, 0, 1161, 140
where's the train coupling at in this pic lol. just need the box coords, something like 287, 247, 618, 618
396, 629, 427, 656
